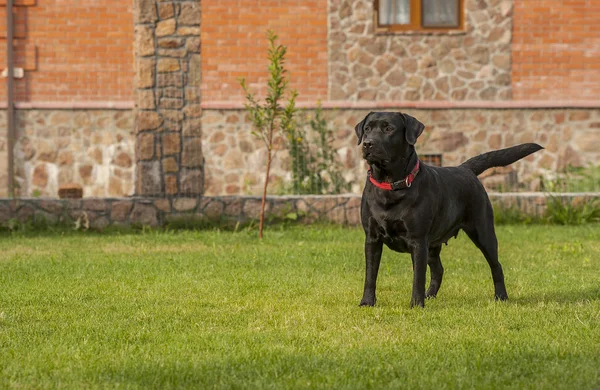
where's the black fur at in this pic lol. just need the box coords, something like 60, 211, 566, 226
357, 111, 543, 308
460, 143, 544, 176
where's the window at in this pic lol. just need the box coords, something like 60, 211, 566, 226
375, 0, 464, 33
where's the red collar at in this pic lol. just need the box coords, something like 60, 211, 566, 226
368, 160, 420, 191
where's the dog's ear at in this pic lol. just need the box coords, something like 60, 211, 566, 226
401, 113, 425, 145
354, 112, 373, 145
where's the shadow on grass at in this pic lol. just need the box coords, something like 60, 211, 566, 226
83, 343, 600, 389
419, 286, 600, 310
0, 219, 354, 239
0, 223, 228, 238
0, 226, 144, 238
510, 286, 600, 306
86, 355, 347, 389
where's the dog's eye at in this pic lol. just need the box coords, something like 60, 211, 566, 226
364, 126, 371, 132
385, 126, 393, 132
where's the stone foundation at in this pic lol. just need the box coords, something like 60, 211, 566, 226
202, 107, 600, 195
0, 113, 6, 197
2, 107, 597, 199
1, 193, 597, 229
0, 109, 135, 199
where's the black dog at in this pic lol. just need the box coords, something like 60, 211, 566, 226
355, 111, 543, 308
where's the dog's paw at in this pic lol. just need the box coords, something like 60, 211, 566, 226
410, 298, 425, 308
495, 293, 508, 301
425, 288, 438, 299
359, 298, 376, 307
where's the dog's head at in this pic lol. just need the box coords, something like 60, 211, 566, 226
355, 112, 424, 168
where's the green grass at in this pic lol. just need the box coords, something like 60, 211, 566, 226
1, 225, 599, 389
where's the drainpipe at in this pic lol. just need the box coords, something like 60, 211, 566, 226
6, 0, 15, 198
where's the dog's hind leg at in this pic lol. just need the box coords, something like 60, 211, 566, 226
465, 215, 508, 301
426, 246, 444, 299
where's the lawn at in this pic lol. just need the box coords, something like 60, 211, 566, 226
1, 225, 599, 389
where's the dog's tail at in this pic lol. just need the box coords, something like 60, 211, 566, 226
460, 143, 544, 176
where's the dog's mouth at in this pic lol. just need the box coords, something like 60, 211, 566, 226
363, 152, 389, 167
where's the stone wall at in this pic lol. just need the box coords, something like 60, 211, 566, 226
328, 0, 513, 101
0, 112, 6, 198
2, 107, 597, 199
0, 109, 135, 199
201, 110, 293, 196
202, 107, 600, 196
0, 196, 362, 229
134, 0, 203, 197
1, 193, 598, 230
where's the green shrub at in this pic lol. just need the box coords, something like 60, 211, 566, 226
285, 102, 350, 194
541, 165, 600, 193
544, 196, 600, 225
493, 205, 538, 225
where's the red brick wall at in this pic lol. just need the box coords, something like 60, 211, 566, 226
3, 1, 600, 104
0, 1, 134, 102
201, 0, 328, 103
512, 0, 600, 100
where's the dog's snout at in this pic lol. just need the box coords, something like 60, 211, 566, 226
363, 140, 372, 149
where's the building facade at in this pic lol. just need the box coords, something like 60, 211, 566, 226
1, 0, 599, 198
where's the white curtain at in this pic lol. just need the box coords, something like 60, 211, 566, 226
378, 0, 410, 25
422, 0, 459, 27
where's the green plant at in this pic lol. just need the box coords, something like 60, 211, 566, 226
0, 213, 76, 234
285, 102, 350, 194
493, 197, 600, 226
280, 90, 312, 194
544, 196, 600, 225
540, 165, 600, 193
1, 218, 29, 233
239, 30, 297, 239
311, 102, 350, 194
493, 205, 537, 225
284, 104, 314, 194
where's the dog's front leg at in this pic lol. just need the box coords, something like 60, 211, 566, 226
359, 238, 383, 307
410, 241, 428, 308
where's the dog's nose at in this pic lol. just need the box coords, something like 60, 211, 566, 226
363, 140, 372, 149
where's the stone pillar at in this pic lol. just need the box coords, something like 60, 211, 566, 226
134, 0, 203, 197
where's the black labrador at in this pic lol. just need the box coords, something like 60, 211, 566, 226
356, 111, 543, 308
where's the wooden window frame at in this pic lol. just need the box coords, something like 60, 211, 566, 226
374, 0, 465, 34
